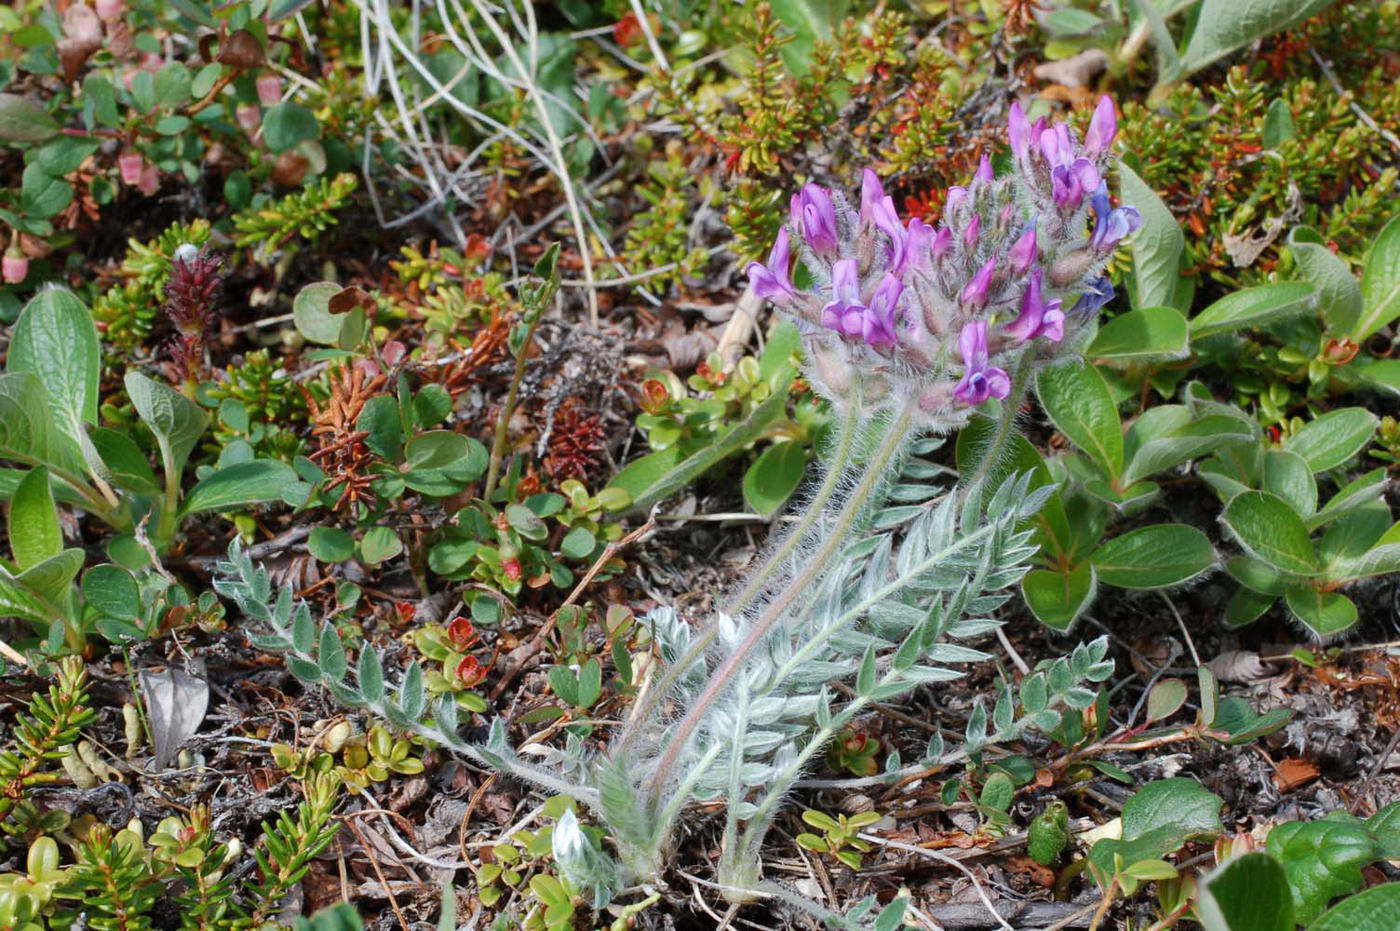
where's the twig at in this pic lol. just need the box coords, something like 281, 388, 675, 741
995, 627, 1031, 677
1158, 591, 1200, 668
857, 833, 1014, 931
1042, 900, 1102, 931
0, 638, 29, 667
487, 513, 657, 700
1309, 48, 1400, 154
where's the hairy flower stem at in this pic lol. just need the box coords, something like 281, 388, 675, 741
641, 395, 918, 820
615, 393, 862, 757
960, 350, 1036, 507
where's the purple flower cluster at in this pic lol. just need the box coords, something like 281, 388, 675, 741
747, 95, 1140, 419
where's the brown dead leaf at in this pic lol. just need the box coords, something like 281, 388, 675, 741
59, 4, 104, 81
1006, 855, 1056, 887
1032, 50, 1109, 89
1273, 757, 1320, 791
1209, 650, 1277, 683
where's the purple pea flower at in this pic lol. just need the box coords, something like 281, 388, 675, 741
872, 195, 909, 272
974, 153, 994, 184
945, 186, 969, 215
1002, 269, 1064, 343
906, 217, 935, 270
859, 169, 886, 226
964, 214, 981, 250
790, 184, 839, 256
821, 259, 869, 337
1008, 100, 1031, 164
1040, 123, 1100, 209
1071, 277, 1116, 315
931, 226, 953, 261
1008, 221, 1038, 276
747, 228, 797, 302
1050, 159, 1100, 210
1089, 183, 1142, 252
959, 258, 996, 312
953, 320, 1011, 405
864, 273, 903, 347
1083, 95, 1117, 158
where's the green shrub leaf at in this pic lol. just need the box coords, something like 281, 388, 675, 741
1283, 408, 1378, 473
1022, 563, 1095, 632
1355, 213, 1400, 342
1266, 818, 1377, 923
1036, 360, 1123, 479
1196, 853, 1294, 931
8, 290, 100, 471
7, 467, 61, 571
1221, 491, 1317, 576
1088, 306, 1189, 363
743, 441, 807, 517
1190, 281, 1317, 338
1310, 882, 1400, 931
1090, 524, 1215, 590
180, 460, 301, 516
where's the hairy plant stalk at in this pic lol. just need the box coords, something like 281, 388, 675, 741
961, 349, 1036, 504
615, 391, 862, 757
640, 394, 918, 817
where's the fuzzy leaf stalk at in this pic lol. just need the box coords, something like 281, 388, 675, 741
217, 98, 1135, 919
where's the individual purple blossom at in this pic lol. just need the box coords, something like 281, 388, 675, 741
974, 154, 994, 184
747, 228, 797, 302
872, 195, 908, 271
959, 258, 996, 312
863, 273, 903, 347
821, 259, 868, 337
1083, 95, 1117, 158
859, 169, 885, 225
1008, 100, 1031, 164
1002, 269, 1064, 343
931, 226, 953, 261
1040, 123, 1100, 209
1072, 277, 1116, 315
1050, 159, 1100, 210
1088, 183, 1142, 251
1009, 221, 1038, 276
953, 321, 1010, 405
964, 215, 981, 250
790, 184, 839, 256
945, 186, 969, 215
906, 217, 935, 270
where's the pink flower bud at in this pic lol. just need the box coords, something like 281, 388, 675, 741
236, 103, 261, 133
256, 73, 282, 106
95, 0, 125, 20
119, 150, 144, 185
138, 163, 160, 195
382, 340, 408, 367
2, 253, 29, 284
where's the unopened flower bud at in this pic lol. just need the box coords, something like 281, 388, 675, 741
959, 258, 996, 312
95, 0, 125, 19
235, 103, 261, 133
974, 153, 993, 184
138, 163, 160, 195
256, 72, 282, 106
119, 150, 144, 184
2, 251, 28, 284
963, 215, 980, 250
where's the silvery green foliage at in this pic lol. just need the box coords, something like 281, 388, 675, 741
552, 809, 618, 909
215, 423, 1113, 924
